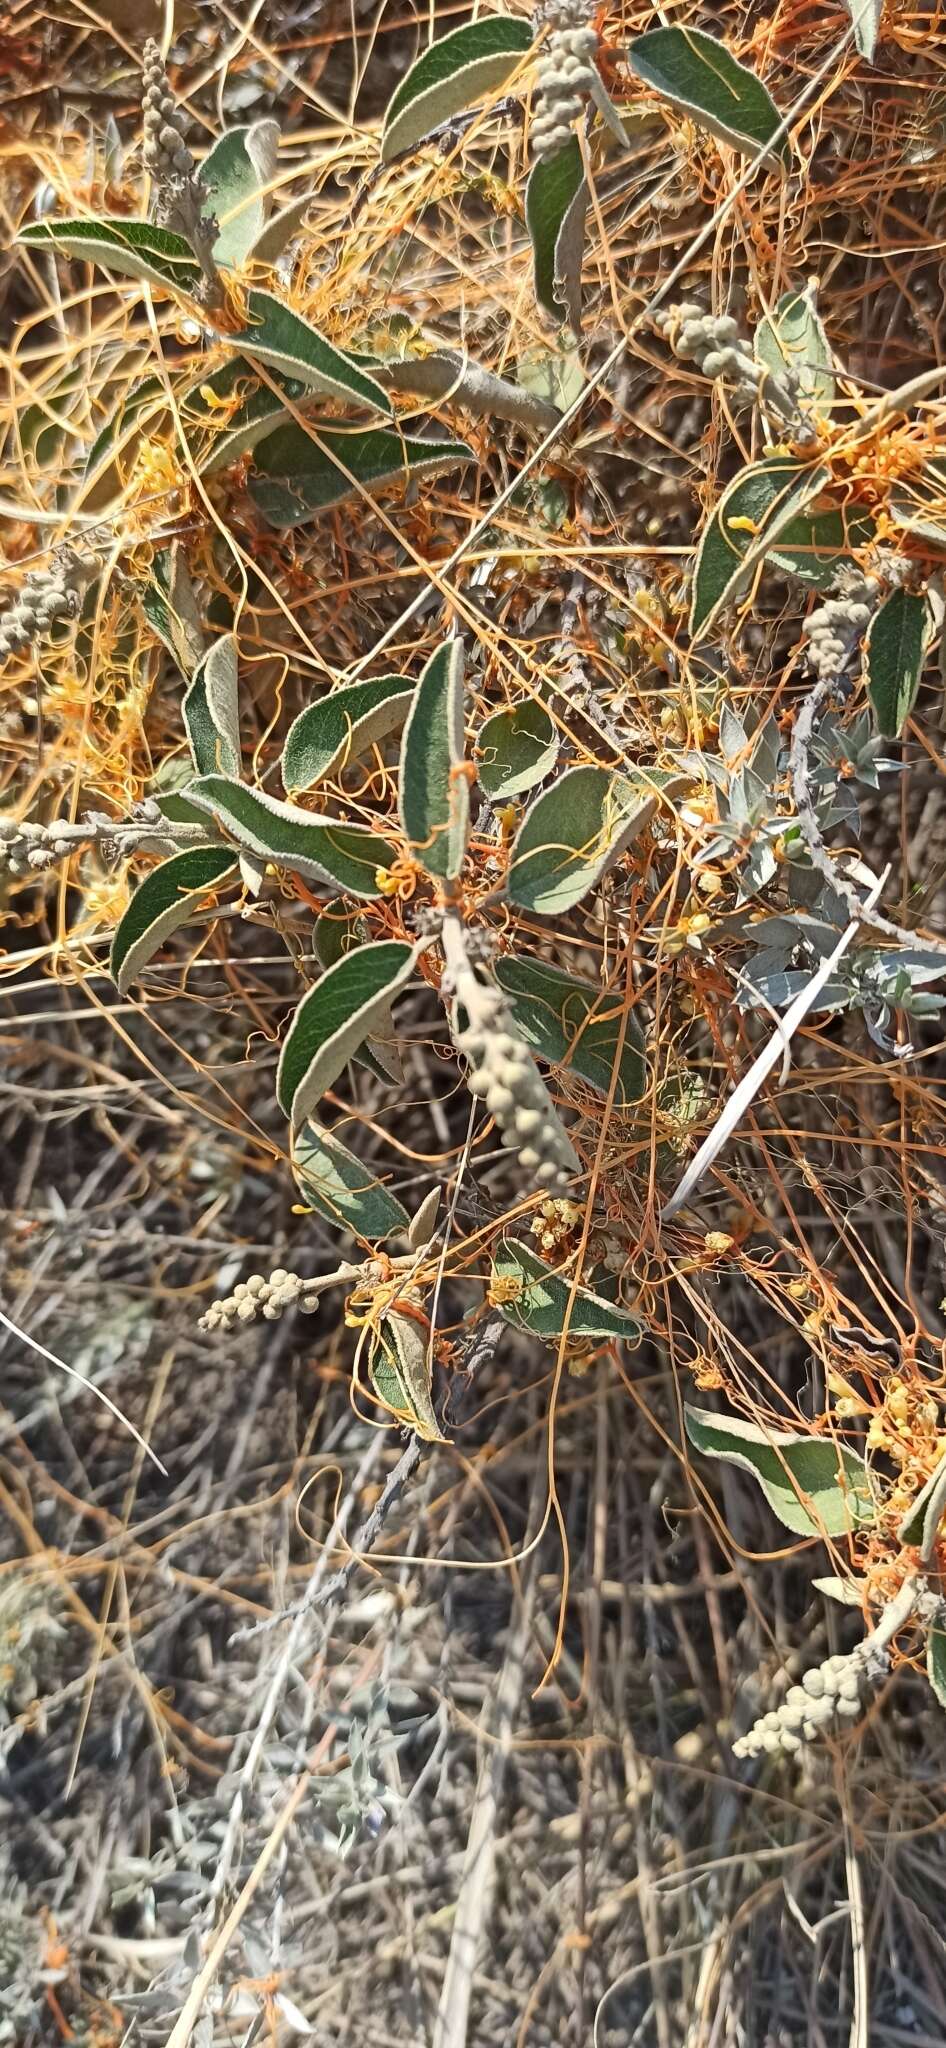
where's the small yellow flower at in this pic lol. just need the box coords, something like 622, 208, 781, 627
704, 1231, 734, 1255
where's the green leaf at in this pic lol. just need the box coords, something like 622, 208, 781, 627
516, 343, 586, 413
898, 1447, 946, 1558
684, 1405, 875, 1537
690, 456, 830, 637
754, 286, 836, 416
476, 698, 559, 799
311, 906, 400, 1083
183, 635, 241, 777
866, 587, 932, 737
890, 461, 946, 547
766, 503, 876, 589
846, 0, 883, 60
110, 846, 238, 995
141, 545, 205, 672
626, 26, 788, 164
398, 639, 469, 881
172, 774, 397, 895
247, 195, 312, 266
155, 789, 214, 828
82, 372, 170, 509
313, 900, 366, 969
282, 675, 412, 794
928, 1626, 946, 1712
249, 422, 473, 527
292, 1118, 410, 1240
381, 16, 533, 162
181, 357, 309, 474
211, 290, 392, 414
19, 363, 84, 467
494, 953, 645, 1101
369, 1307, 444, 1440
507, 765, 673, 916
276, 939, 420, 1126
492, 1240, 642, 1341
18, 217, 201, 293
200, 121, 278, 269
526, 139, 588, 331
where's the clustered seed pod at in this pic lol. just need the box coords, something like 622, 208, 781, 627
0, 548, 93, 662
199, 1268, 324, 1332
0, 817, 92, 877
531, 19, 600, 162
652, 302, 813, 436
734, 1641, 887, 1758
804, 573, 880, 680
141, 39, 220, 294
142, 38, 200, 186
452, 980, 580, 1190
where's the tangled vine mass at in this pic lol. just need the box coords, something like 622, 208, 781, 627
5, 0, 946, 2035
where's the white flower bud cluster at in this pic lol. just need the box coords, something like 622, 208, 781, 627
199, 1267, 322, 1332
0, 817, 91, 877
652, 302, 812, 434
804, 572, 880, 681
0, 548, 93, 661
734, 1640, 887, 1758
531, 23, 600, 162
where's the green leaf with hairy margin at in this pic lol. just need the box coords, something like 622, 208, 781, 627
398, 639, 468, 881
201, 121, 278, 268
249, 422, 473, 527
247, 195, 312, 266
381, 16, 533, 162
476, 698, 558, 799
212, 290, 391, 413
492, 1240, 642, 1341
526, 138, 588, 331
754, 286, 836, 415
141, 546, 205, 672
292, 1118, 410, 1239
182, 358, 309, 474
369, 1309, 444, 1440
110, 846, 238, 995
494, 953, 645, 1100
18, 217, 201, 293
928, 1627, 946, 1711
507, 765, 673, 916
690, 456, 830, 636
282, 675, 412, 793
898, 1448, 946, 1559
276, 939, 420, 1125
183, 635, 241, 776
172, 774, 397, 894
626, 26, 788, 164
685, 1405, 874, 1536
767, 503, 876, 589
846, 0, 883, 60
310, 906, 400, 1083
867, 586, 932, 737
